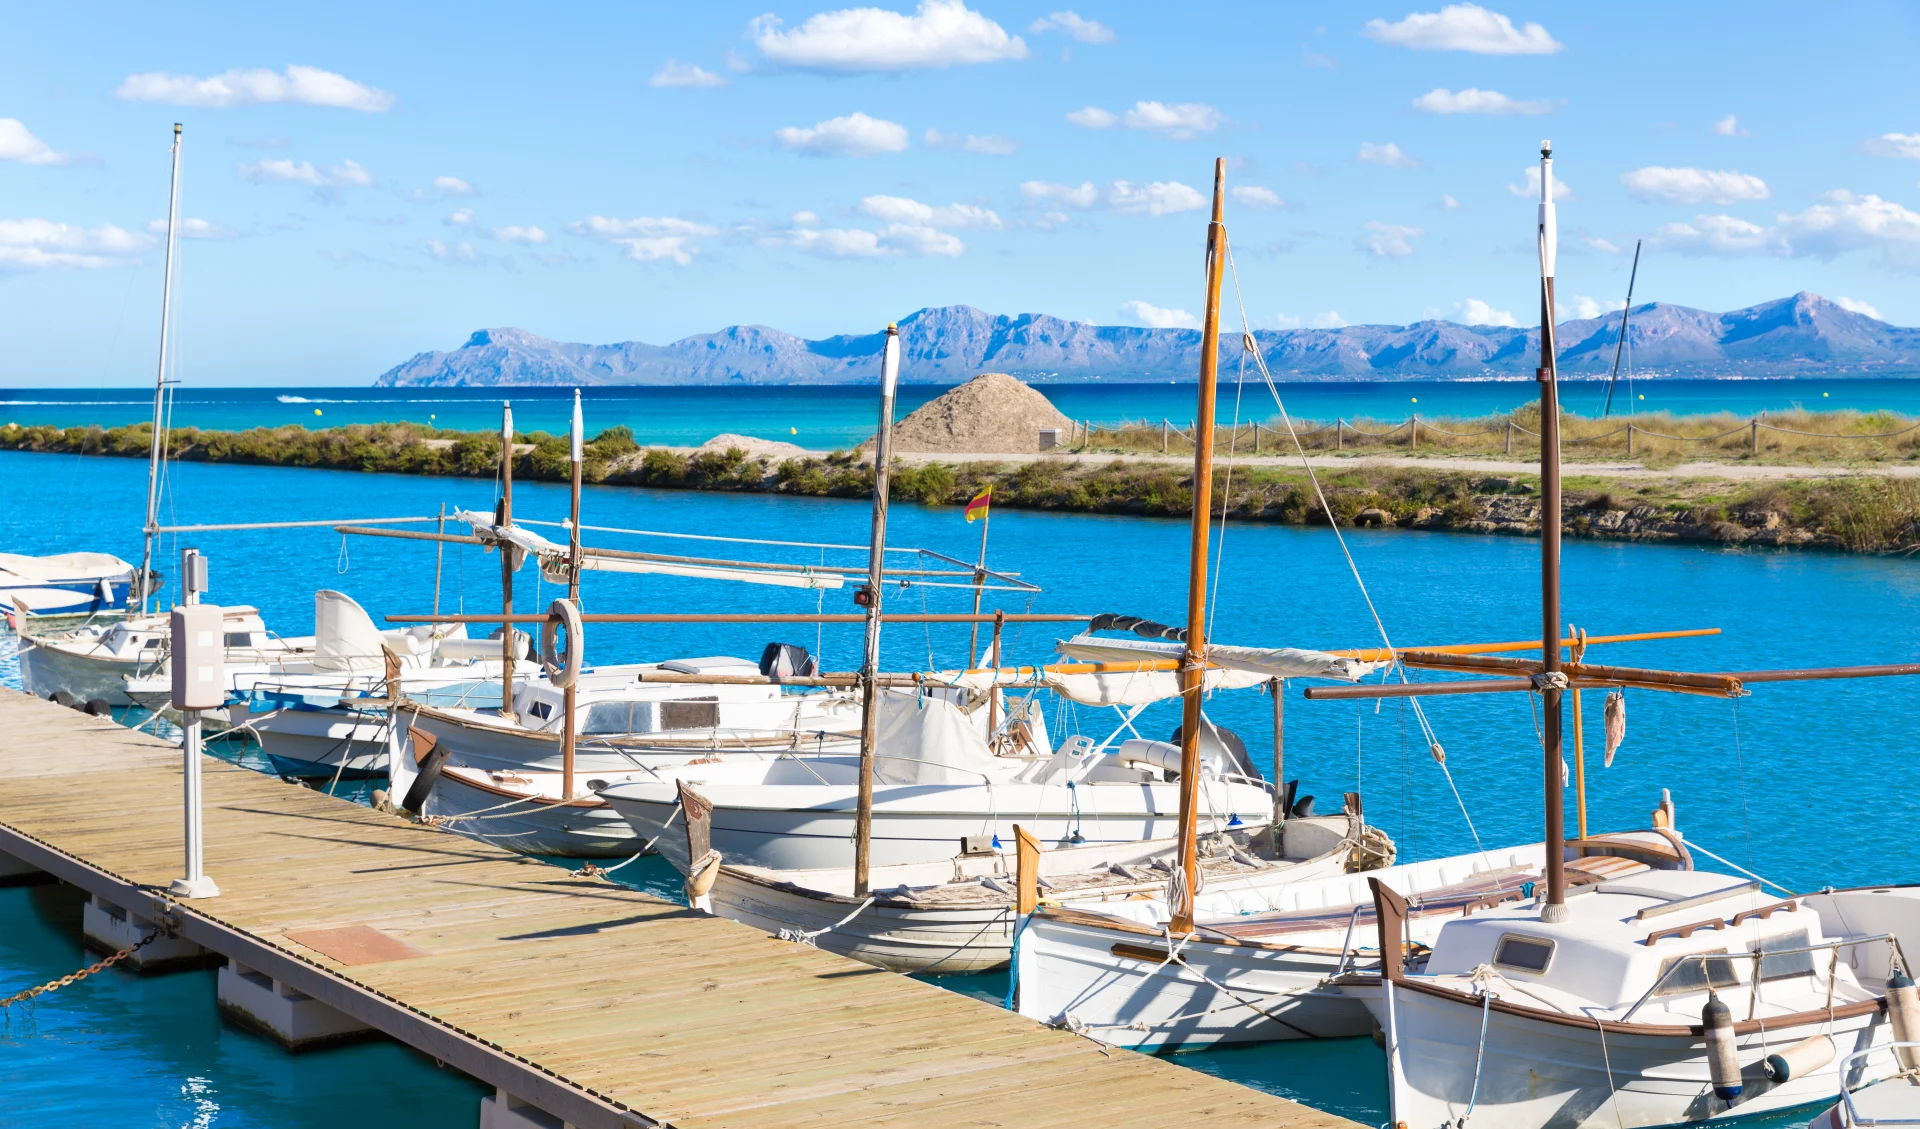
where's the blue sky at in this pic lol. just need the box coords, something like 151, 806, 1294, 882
5, 1, 1920, 386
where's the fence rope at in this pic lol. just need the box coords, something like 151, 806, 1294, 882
1078, 414, 1919, 451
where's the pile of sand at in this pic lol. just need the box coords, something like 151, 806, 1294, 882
886, 373, 1073, 455
697, 433, 810, 460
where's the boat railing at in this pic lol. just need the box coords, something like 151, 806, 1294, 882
1617, 933, 1895, 1023
1836, 1044, 1920, 1125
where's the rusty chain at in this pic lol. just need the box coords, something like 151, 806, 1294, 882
1, 930, 159, 1010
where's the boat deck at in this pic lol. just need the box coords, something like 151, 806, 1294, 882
0, 689, 1363, 1129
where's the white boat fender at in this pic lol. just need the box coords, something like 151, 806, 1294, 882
1704, 992, 1743, 1101
541, 598, 583, 688
1889, 971, 1920, 1070
1764, 1036, 1835, 1083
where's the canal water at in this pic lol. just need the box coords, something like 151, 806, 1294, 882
3, 447, 1917, 1126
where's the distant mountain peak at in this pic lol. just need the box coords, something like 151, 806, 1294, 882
375, 294, 1919, 387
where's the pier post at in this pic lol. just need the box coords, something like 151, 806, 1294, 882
217, 958, 374, 1050
479, 1088, 579, 1129
82, 894, 213, 971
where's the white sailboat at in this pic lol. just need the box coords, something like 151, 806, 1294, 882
0, 554, 138, 621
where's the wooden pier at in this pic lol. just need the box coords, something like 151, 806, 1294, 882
0, 689, 1362, 1129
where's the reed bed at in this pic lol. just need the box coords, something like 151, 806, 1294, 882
1069, 406, 1920, 465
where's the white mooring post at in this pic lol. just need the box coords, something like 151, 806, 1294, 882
168, 546, 221, 899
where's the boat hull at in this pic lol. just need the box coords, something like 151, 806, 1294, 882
1354, 976, 1892, 1129
18, 643, 144, 706
421, 771, 638, 859
711, 871, 1016, 973
245, 706, 391, 779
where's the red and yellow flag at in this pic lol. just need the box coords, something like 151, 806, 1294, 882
964, 485, 992, 522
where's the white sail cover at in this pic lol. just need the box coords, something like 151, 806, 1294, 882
313, 589, 388, 672
1054, 634, 1381, 682
0, 552, 134, 584
451, 510, 843, 590
871, 689, 1007, 786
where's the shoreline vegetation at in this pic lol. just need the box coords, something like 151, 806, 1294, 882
5, 411, 1920, 554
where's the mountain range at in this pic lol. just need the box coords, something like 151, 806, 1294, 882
374, 293, 1920, 387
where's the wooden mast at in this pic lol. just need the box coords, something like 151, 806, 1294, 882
139, 123, 183, 616
1170, 158, 1229, 937
1537, 141, 1569, 921
498, 402, 517, 722
853, 324, 902, 899
563, 390, 583, 801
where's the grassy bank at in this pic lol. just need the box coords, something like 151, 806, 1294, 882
5, 419, 1918, 553
1082, 405, 1920, 466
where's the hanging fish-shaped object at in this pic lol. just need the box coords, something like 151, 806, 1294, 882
1603, 690, 1626, 766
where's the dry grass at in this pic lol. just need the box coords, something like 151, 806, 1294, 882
1073, 405, 1920, 466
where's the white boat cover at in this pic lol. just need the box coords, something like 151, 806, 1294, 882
1054, 634, 1381, 682
871, 689, 1007, 786
945, 664, 1267, 707
313, 590, 388, 672
0, 552, 135, 584
452, 511, 842, 590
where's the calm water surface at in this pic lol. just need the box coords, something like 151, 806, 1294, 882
0, 377, 1914, 449
2, 448, 1917, 1126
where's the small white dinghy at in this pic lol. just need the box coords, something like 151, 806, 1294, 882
19, 606, 302, 707
1808, 1052, 1920, 1129
0, 552, 137, 619
418, 765, 657, 858
600, 689, 1276, 874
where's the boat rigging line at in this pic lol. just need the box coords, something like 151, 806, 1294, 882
1602, 239, 1643, 419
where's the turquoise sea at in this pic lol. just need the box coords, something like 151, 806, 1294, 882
3, 446, 1918, 1126
1, 376, 1915, 450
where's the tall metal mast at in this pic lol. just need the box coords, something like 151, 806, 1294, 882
852, 325, 902, 899
1537, 141, 1569, 922
1601, 240, 1643, 418
139, 123, 184, 615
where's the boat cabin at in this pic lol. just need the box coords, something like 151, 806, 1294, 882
509, 656, 857, 739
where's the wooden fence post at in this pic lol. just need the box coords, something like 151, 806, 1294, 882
1626, 423, 1635, 457
1505, 420, 1513, 455
1253, 423, 1260, 455
1336, 419, 1344, 451
1161, 419, 1168, 453
1750, 418, 1759, 455
1410, 414, 1418, 450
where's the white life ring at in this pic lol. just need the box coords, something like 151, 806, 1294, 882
541, 598, 583, 688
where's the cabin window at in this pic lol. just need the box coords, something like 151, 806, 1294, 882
1655, 949, 1740, 995
526, 701, 553, 721
225, 632, 253, 648
1758, 929, 1816, 982
582, 702, 637, 735
1493, 934, 1555, 974
660, 698, 720, 731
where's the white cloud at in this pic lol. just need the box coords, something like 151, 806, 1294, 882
774, 112, 909, 157
1311, 311, 1349, 328
1507, 166, 1574, 200
1029, 11, 1115, 43
1457, 298, 1518, 326
1231, 185, 1283, 209
238, 157, 374, 190
1411, 87, 1551, 115
1274, 313, 1303, 329
1021, 180, 1102, 208
445, 208, 474, 226
491, 225, 549, 245
1834, 296, 1882, 319
433, 176, 475, 196
765, 217, 966, 258
1363, 4, 1563, 54
1069, 101, 1221, 140
651, 59, 727, 87
1776, 191, 1920, 262
145, 217, 236, 239
116, 65, 393, 112
1863, 133, 1920, 160
1359, 221, 1423, 257
1556, 295, 1624, 320
1107, 179, 1206, 215
1649, 214, 1772, 256
1714, 114, 1748, 138
0, 119, 71, 166
1620, 166, 1769, 204
570, 214, 719, 265
1120, 299, 1198, 329
923, 128, 1018, 154
1586, 236, 1621, 253
1066, 106, 1118, 129
1439, 193, 1462, 210
425, 239, 478, 264
1358, 141, 1419, 169
750, 0, 1027, 72
858, 194, 1002, 229
791, 210, 821, 225
0, 218, 149, 270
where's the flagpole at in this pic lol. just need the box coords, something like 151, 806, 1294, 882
967, 490, 992, 663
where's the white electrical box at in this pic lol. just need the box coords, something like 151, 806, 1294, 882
170, 605, 227, 711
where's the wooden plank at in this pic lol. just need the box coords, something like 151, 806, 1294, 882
0, 689, 1361, 1129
